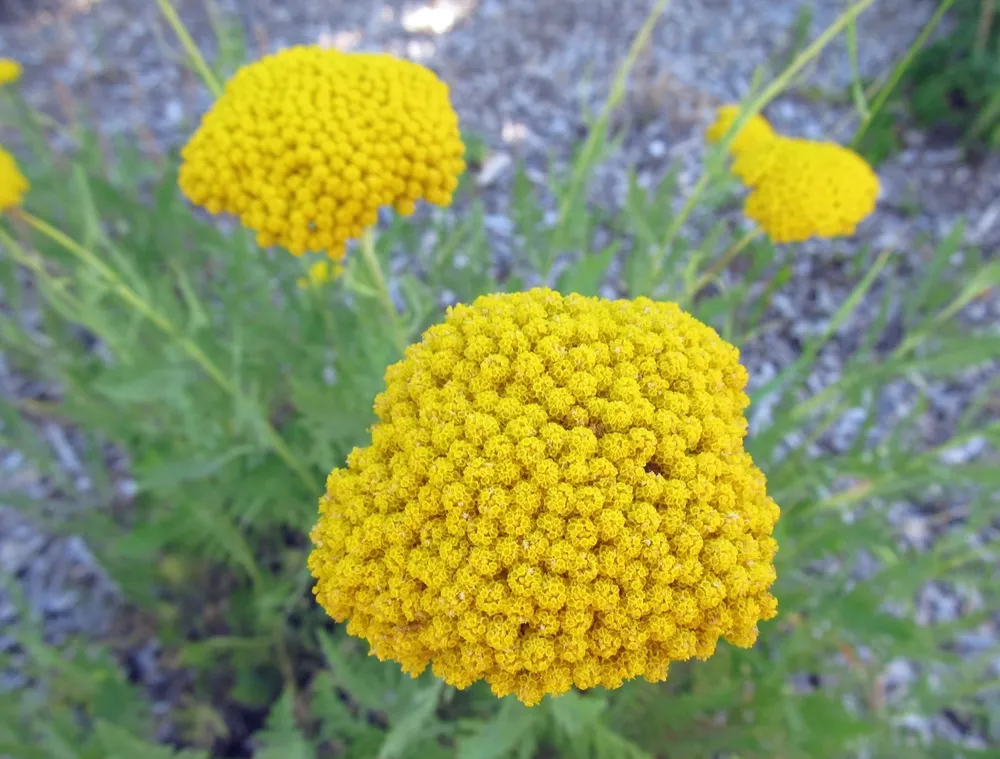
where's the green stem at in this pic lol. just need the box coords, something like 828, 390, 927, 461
974, 0, 995, 56
749, 247, 892, 403
15, 210, 320, 495
682, 226, 763, 305
852, 0, 956, 147
845, 7, 870, 119
550, 0, 673, 255
359, 228, 407, 356
654, 0, 877, 279
155, 0, 224, 98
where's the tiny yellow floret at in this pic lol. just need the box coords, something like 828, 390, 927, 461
733, 137, 880, 243
0, 146, 28, 212
705, 105, 776, 156
0, 58, 22, 87
297, 259, 340, 289
179, 46, 466, 262
309, 289, 780, 706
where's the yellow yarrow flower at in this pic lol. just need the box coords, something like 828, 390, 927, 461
297, 259, 341, 289
179, 46, 466, 262
734, 137, 880, 243
704, 105, 776, 156
0, 146, 28, 212
309, 289, 780, 706
0, 58, 22, 86
707, 102, 880, 242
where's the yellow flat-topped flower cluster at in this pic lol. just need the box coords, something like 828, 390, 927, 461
734, 137, 881, 243
0, 147, 27, 214
706, 105, 879, 243
309, 289, 780, 705
179, 46, 466, 262
704, 105, 775, 157
0, 59, 27, 212
0, 58, 21, 87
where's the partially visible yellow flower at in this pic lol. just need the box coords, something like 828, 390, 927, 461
0, 59, 22, 87
735, 137, 880, 244
179, 46, 466, 262
297, 259, 341, 289
0, 146, 28, 212
309, 288, 780, 706
705, 105, 776, 156
729, 136, 784, 187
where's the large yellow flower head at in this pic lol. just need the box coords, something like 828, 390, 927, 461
733, 137, 880, 243
0, 146, 28, 212
309, 289, 779, 706
0, 58, 22, 87
179, 46, 466, 261
704, 105, 776, 156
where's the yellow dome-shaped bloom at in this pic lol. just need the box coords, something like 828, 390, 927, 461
0, 58, 22, 87
735, 137, 879, 243
705, 105, 776, 156
179, 46, 466, 261
0, 146, 28, 212
729, 136, 784, 187
309, 289, 780, 706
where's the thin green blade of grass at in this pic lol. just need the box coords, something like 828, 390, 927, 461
750, 248, 892, 405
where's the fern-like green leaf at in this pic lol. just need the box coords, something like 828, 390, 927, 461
255, 689, 315, 759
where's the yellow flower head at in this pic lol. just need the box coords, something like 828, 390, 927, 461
734, 137, 880, 243
297, 259, 341, 289
0, 58, 22, 87
309, 289, 780, 706
705, 105, 776, 156
0, 146, 28, 212
179, 46, 466, 261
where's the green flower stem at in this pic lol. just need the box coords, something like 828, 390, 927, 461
14, 210, 320, 496
974, 0, 995, 56
155, 0, 224, 98
852, 0, 956, 147
749, 247, 893, 404
359, 228, 407, 356
550, 0, 673, 255
681, 226, 763, 306
654, 0, 877, 281
845, 9, 870, 119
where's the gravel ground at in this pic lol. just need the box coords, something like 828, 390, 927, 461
1, 0, 999, 750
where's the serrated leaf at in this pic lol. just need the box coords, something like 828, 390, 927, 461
0, 740, 48, 759
457, 698, 541, 759
832, 587, 916, 643
171, 260, 211, 333
95, 720, 209, 759
310, 672, 376, 743
184, 500, 262, 582
256, 689, 315, 759
92, 364, 192, 404
547, 691, 607, 737
377, 679, 444, 759
230, 665, 283, 708
317, 630, 391, 712
556, 242, 619, 297
136, 444, 258, 491
785, 692, 870, 744
178, 636, 273, 668
35, 726, 84, 759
